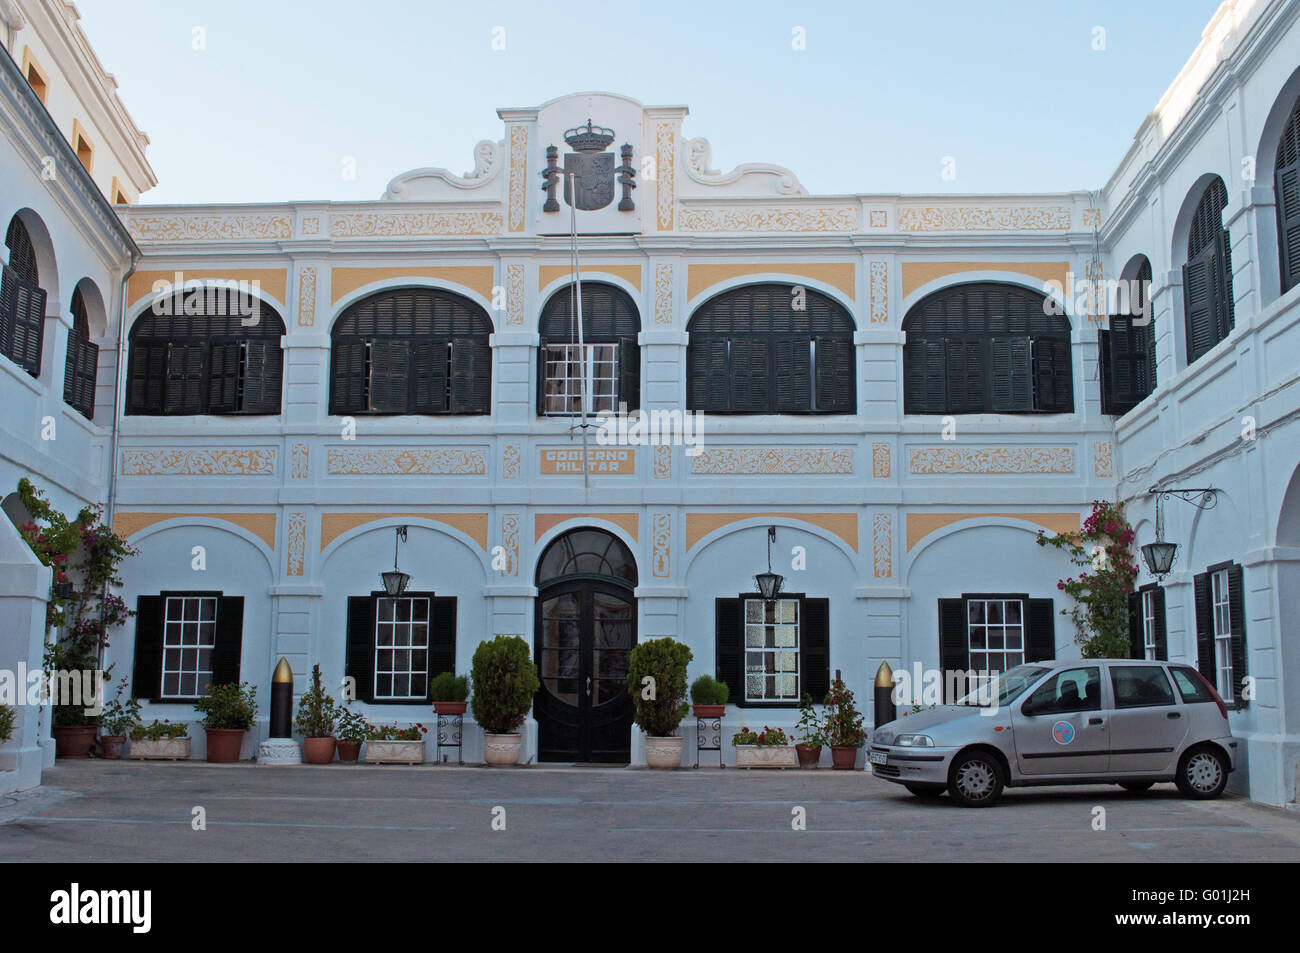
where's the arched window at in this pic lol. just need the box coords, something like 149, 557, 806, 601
63, 286, 98, 419
902, 282, 1073, 414
1, 216, 45, 376
1183, 176, 1235, 364
536, 528, 638, 586
1276, 94, 1300, 294
127, 287, 285, 415
686, 283, 855, 414
1100, 256, 1156, 415
538, 283, 639, 416
330, 287, 491, 415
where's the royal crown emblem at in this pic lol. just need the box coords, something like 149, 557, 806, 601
542, 118, 636, 213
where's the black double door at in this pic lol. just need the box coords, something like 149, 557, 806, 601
534, 579, 636, 763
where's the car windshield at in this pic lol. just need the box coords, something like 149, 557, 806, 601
956, 664, 1050, 707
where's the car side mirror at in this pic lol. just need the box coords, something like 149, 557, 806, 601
1020, 699, 1040, 717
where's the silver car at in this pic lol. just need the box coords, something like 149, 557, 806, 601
869, 659, 1238, 807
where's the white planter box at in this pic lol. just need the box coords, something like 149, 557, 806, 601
734, 745, 798, 769
364, 739, 425, 764
129, 737, 192, 761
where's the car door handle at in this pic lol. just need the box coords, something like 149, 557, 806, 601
1088, 717, 1104, 726
1167, 712, 1182, 719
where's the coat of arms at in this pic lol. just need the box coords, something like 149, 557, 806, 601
542, 119, 636, 213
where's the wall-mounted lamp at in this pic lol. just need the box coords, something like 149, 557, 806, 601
754, 526, 784, 601
1141, 487, 1218, 579
380, 526, 411, 597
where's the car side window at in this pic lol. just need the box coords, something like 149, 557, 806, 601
1024, 667, 1101, 714
1170, 666, 1214, 703
1110, 665, 1176, 708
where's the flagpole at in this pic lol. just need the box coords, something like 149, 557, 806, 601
569, 173, 590, 500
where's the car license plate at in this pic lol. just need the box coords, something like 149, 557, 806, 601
868, 750, 887, 765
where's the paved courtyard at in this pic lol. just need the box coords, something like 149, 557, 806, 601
2, 761, 1299, 862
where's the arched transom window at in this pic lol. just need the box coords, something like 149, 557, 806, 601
537, 282, 640, 416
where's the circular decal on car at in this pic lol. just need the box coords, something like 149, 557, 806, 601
1052, 720, 1075, 745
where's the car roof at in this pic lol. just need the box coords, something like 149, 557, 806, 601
1043, 658, 1182, 668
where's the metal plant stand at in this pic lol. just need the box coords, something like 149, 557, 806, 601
694, 715, 724, 768
436, 712, 463, 764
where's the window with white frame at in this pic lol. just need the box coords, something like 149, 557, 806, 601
744, 598, 800, 702
374, 596, 431, 700
161, 595, 218, 698
1211, 569, 1233, 699
967, 598, 1024, 674
543, 343, 618, 415
1142, 589, 1158, 660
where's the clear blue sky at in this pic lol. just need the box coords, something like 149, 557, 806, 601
78, 0, 1224, 205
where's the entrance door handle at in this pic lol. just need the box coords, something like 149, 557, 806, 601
1167, 711, 1182, 719
586, 676, 592, 698
1088, 717, 1104, 726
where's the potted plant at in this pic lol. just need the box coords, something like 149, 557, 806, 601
689, 674, 729, 719
732, 725, 798, 768
363, 722, 427, 764
627, 638, 692, 769
294, 664, 338, 764
430, 672, 470, 715
98, 688, 141, 760
335, 707, 369, 763
793, 693, 824, 768
822, 677, 866, 770
470, 635, 539, 766
194, 682, 258, 763
129, 720, 191, 760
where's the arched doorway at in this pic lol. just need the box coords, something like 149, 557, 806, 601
534, 528, 638, 762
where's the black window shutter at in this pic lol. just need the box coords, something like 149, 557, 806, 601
1227, 564, 1248, 707
714, 598, 743, 706
814, 337, 854, 413
128, 343, 167, 414
330, 340, 367, 414
939, 598, 968, 702
1278, 159, 1300, 294
1031, 339, 1073, 412
903, 337, 946, 414
241, 339, 281, 414
414, 341, 449, 413
1213, 227, 1236, 345
1026, 599, 1057, 662
211, 596, 244, 685
990, 337, 1032, 412
1183, 246, 1220, 364
1152, 586, 1168, 661
164, 343, 205, 414
64, 333, 98, 420
800, 597, 830, 703
346, 595, 377, 703
12, 281, 45, 377
1128, 591, 1144, 659
690, 338, 730, 412
1193, 572, 1215, 683
730, 338, 770, 412
131, 596, 165, 700
945, 339, 987, 414
0, 265, 16, 361
430, 596, 457, 683
536, 342, 550, 416
617, 336, 639, 411
1100, 317, 1143, 416
369, 339, 409, 412
207, 341, 240, 412
450, 338, 491, 414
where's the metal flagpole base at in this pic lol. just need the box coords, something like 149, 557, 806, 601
257, 738, 301, 765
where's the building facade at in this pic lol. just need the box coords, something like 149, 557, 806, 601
0, 0, 1297, 804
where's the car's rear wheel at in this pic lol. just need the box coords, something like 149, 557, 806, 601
1175, 746, 1228, 799
947, 750, 1004, 807
905, 783, 946, 798
1119, 781, 1154, 792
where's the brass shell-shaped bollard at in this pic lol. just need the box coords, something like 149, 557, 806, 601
873, 660, 897, 728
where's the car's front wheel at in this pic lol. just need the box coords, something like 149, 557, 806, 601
1175, 746, 1229, 799
948, 750, 1004, 807
905, 783, 946, 798
1119, 781, 1154, 792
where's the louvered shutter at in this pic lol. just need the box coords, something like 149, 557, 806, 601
1193, 572, 1214, 683
536, 343, 551, 416
211, 596, 244, 685
687, 338, 730, 412
1226, 564, 1248, 708
1151, 586, 1168, 661
164, 343, 205, 414
1128, 591, 1145, 659
800, 597, 830, 703
207, 341, 241, 412
772, 337, 810, 412
714, 598, 744, 706
990, 337, 1032, 412
131, 596, 165, 700
11, 280, 45, 376
903, 337, 946, 413
414, 341, 449, 413
1026, 599, 1057, 662
0, 265, 16, 360
1278, 160, 1300, 294
939, 599, 968, 703
246, 339, 282, 414
128, 343, 167, 414
1032, 338, 1073, 412
945, 339, 987, 413
452, 338, 491, 413
1100, 317, 1144, 416
1212, 228, 1236, 345
1183, 243, 1220, 364
617, 336, 639, 412
368, 339, 409, 412
346, 595, 377, 704
330, 340, 367, 414
64, 331, 98, 420
430, 596, 457, 683
814, 336, 854, 413
730, 338, 769, 412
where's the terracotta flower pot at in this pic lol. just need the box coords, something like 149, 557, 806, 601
100, 735, 127, 760
795, 743, 822, 768
483, 732, 522, 766
433, 701, 467, 715
337, 741, 362, 762
692, 704, 726, 719
302, 737, 337, 764
53, 725, 97, 759
645, 735, 684, 769
204, 728, 246, 763
830, 745, 858, 770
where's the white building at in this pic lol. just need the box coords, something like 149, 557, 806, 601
0, 0, 1297, 805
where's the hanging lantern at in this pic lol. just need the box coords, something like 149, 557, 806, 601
754, 526, 784, 601
380, 526, 412, 597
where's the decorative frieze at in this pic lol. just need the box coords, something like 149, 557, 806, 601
286, 512, 307, 576
654, 262, 674, 325
296, 266, 316, 328
678, 205, 859, 233
690, 447, 854, 475
908, 445, 1075, 475
655, 122, 676, 230
326, 447, 487, 475
872, 443, 891, 478
120, 448, 276, 476
653, 444, 672, 479
869, 261, 888, 323
872, 513, 892, 578
897, 206, 1072, 232
652, 513, 672, 578
329, 210, 504, 238
290, 443, 309, 480
502, 443, 522, 479
868, 209, 888, 228
1094, 441, 1114, 479
124, 213, 292, 242
507, 125, 529, 233
500, 514, 520, 576
505, 263, 526, 326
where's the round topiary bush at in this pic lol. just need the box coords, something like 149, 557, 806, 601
470, 635, 539, 735
626, 638, 692, 737
690, 674, 730, 706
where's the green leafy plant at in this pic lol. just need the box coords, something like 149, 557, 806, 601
335, 707, 371, 745
689, 674, 730, 706
732, 726, 789, 746
99, 687, 142, 738
822, 678, 866, 748
130, 719, 189, 741
626, 638, 692, 737
470, 635, 539, 735
194, 682, 259, 731
366, 722, 426, 741
794, 694, 824, 747
1036, 500, 1139, 658
294, 664, 337, 739
429, 672, 469, 703
0, 704, 14, 743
